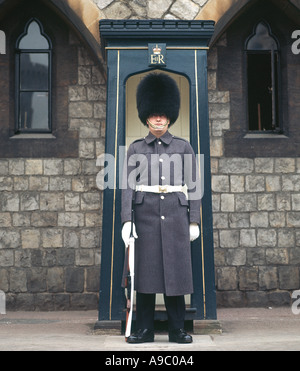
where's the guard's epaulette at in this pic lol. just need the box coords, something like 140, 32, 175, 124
132, 137, 144, 144
172, 135, 189, 143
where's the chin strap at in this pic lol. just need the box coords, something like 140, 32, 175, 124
147, 118, 169, 129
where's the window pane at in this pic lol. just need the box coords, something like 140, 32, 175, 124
247, 53, 273, 131
19, 21, 49, 49
247, 22, 278, 51
20, 53, 49, 90
19, 92, 49, 130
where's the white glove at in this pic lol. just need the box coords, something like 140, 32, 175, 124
122, 221, 138, 247
189, 223, 200, 242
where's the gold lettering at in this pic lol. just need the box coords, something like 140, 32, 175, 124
151, 54, 157, 64
158, 54, 165, 64
150, 54, 165, 65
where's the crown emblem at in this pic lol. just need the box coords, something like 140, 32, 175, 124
152, 44, 161, 54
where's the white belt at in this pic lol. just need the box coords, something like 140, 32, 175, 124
136, 184, 188, 199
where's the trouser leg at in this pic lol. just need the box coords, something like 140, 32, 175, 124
136, 292, 156, 330
164, 295, 186, 330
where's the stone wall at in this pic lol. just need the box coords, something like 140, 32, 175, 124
0, 33, 106, 309
208, 35, 300, 307
93, 0, 209, 20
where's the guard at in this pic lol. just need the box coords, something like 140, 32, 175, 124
121, 73, 201, 343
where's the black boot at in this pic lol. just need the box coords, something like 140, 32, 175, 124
169, 329, 193, 343
127, 329, 155, 343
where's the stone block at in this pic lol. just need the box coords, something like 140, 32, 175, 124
20, 193, 39, 211
27, 268, 47, 293
269, 212, 286, 228
44, 159, 64, 176
266, 248, 288, 264
246, 248, 265, 265
254, 158, 274, 173
66, 267, 84, 292
9, 159, 25, 175
0, 230, 20, 249
42, 229, 63, 248
40, 192, 65, 211
257, 194, 275, 211
25, 160, 43, 175
9, 268, 27, 292
287, 212, 300, 227
64, 159, 81, 175
216, 267, 237, 290
65, 193, 80, 211
250, 212, 268, 228
275, 158, 295, 173
278, 229, 294, 248
219, 230, 239, 248
226, 248, 246, 266
239, 267, 258, 290
212, 175, 229, 192
58, 212, 85, 227
75, 249, 94, 266
278, 266, 299, 290
292, 194, 300, 211
69, 101, 93, 118
49, 177, 72, 191
31, 212, 57, 227
0, 213, 12, 227
0, 250, 14, 267
258, 267, 278, 290
229, 213, 250, 228
240, 229, 256, 247
245, 175, 265, 192
0, 177, 13, 191
266, 176, 281, 192
282, 175, 300, 191
230, 175, 244, 192
257, 229, 277, 247
21, 229, 40, 249
47, 267, 64, 292
1, 193, 19, 212
235, 194, 257, 212
219, 158, 254, 174
80, 229, 100, 248
81, 192, 101, 211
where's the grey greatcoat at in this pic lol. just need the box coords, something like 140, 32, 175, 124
121, 130, 201, 296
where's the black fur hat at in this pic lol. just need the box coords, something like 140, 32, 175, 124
136, 73, 180, 126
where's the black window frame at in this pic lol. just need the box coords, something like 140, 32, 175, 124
15, 18, 52, 134
245, 21, 282, 134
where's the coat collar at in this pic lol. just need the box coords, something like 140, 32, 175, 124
145, 131, 173, 145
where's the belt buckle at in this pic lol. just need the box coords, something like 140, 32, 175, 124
159, 185, 167, 193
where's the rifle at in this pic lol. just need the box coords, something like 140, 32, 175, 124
125, 198, 135, 340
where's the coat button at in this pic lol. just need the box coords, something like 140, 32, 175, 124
161, 216, 165, 220
161, 195, 165, 200
161, 176, 165, 180
158, 141, 162, 145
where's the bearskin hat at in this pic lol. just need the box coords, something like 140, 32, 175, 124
136, 73, 180, 126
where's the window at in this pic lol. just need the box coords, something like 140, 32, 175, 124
15, 19, 52, 133
246, 22, 281, 132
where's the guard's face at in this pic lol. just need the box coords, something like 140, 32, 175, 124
147, 114, 170, 137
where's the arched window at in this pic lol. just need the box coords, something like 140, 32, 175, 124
246, 21, 281, 132
15, 19, 52, 133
